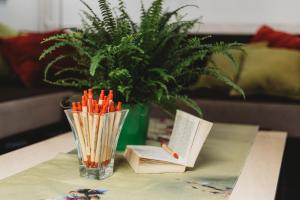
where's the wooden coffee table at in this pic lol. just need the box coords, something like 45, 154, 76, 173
0, 130, 286, 200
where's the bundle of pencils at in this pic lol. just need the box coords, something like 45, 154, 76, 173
71, 89, 123, 168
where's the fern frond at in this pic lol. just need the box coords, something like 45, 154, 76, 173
199, 67, 245, 98
157, 94, 203, 118
41, 33, 69, 43
140, 1, 147, 21
39, 42, 68, 60
44, 54, 73, 82
148, 68, 175, 82
174, 95, 203, 117
140, 0, 163, 32
90, 51, 105, 76
98, 0, 116, 34
174, 50, 209, 73
117, 0, 137, 33
159, 5, 198, 30
45, 78, 90, 88
209, 42, 243, 69
55, 67, 88, 76
80, 0, 99, 18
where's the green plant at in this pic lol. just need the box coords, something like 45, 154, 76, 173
40, 0, 244, 117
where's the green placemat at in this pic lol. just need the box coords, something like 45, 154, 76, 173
0, 123, 258, 200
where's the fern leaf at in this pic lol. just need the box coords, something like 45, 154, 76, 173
39, 42, 68, 60
199, 67, 245, 98
90, 51, 105, 76
41, 33, 69, 44
159, 5, 198, 30
44, 55, 74, 84
55, 67, 88, 76
149, 68, 175, 82
98, 0, 116, 34
174, 95, 203, 117
80, 0, 99, 18
46, 78, 90, 88
140, 1, 147, 21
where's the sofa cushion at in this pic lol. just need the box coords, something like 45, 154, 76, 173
0, 23, 18, 37
0, 88, 75, 139
251, 25, 300, 49
191, 42, 268, 91
0, 30, 65, 87
231, 47, 300, 99
0, 23, 18, 79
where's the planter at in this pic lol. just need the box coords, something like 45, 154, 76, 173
117, 103, 150, 151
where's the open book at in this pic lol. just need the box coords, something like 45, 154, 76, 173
124, 110, 213, 173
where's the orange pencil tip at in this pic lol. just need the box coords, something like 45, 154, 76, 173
82, 96, 87, 106
173, 153, 179, 159
72, 102, 77, 111
77, 102, 82, 112
99, 90, 105, 100
88, 88, 93, 99
116, 101, 122, 111
94, 103, 99, 113
109, 102, 115, 112
108, 90, 113, 99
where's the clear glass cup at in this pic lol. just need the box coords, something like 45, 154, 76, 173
64, 109, 129, 180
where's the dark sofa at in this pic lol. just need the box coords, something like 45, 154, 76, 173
1, 32, 299, 144
151, 33, 300, 137
0, 83, 75, 140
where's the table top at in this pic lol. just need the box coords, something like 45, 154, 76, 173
0, 128, 287, 200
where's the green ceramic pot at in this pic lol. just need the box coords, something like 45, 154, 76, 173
117, 103, 150, 151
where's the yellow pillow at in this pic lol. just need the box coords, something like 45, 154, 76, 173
231, 47, 300, 99
191, 42, 268, 91
0, 23, 18, 78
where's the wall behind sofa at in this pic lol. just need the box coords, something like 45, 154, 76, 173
0, 0, 40, 31
57, 0, 300, 34
1, 0, 300, 33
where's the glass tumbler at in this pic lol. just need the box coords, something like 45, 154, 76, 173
65, 109, 129, 180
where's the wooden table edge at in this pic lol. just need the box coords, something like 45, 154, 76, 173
229, 131, 287, 200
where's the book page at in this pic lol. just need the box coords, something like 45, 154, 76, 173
126, 145, 186, 165
168, 110, 200, 164
186, 118, 213, 167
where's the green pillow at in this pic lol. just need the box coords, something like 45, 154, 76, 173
231, 47, 300, 99
191, 42, 268, 91
0, 23, 18, 78
0, 23, 18, 37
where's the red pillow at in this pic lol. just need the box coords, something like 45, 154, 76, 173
0, 30, 65, 87
251, 25, 300, 49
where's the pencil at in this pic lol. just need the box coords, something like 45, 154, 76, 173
109, 102, 122, 160
106, 102, 116, 162
90, 102, 100, 166
162, 144, 179, 159
72, 102, 88, 165
94, 105, 106, 168
81, 96, 90, 154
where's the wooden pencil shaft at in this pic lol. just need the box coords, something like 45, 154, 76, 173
88, 113, 93, 156
91, 113, 100, 164
107, 112, 115, 161
73, 112, 88, 163
95, 115, 104, 165
102, 115, 110, 163
109, 111, 121, 160
81, 108, 90, 153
